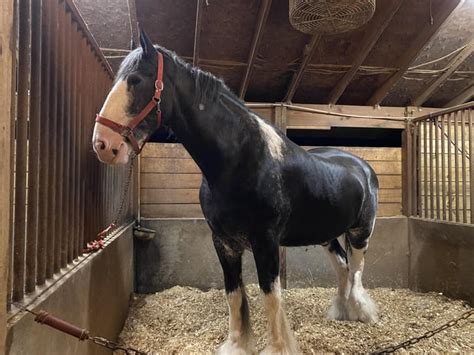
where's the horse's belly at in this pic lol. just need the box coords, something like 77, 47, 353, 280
280, 203, 358, 246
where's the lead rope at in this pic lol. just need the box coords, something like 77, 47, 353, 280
23, 308, 149, 354
85, 155, 136, 252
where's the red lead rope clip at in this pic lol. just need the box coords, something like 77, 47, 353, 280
84, 223, 116, 253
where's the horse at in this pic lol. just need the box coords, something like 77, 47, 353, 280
92, 29, 379, 354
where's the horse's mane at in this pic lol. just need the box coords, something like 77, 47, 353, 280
117, 45, 247, 110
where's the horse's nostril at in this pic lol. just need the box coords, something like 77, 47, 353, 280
112, 148, 119, 156
96, 140, 106, 150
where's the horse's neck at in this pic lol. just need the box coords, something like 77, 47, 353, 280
169, 76, 251, 183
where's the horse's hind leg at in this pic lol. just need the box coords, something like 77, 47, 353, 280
345, 218, 378, 323
323, 238, 350, 320
213, 235, 255, 354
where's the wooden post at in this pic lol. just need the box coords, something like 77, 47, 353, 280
0, 0, 16, 351
402, 121, 414, 216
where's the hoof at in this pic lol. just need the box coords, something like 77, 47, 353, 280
346, 289, 378, 323
217, 338, 256, 355
328, 292, 378, 323
327, 295, 348, 321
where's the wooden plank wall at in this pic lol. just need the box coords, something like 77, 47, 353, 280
140, 144, 402, 218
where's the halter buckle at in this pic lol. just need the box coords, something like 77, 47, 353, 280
120, 126, 133, 139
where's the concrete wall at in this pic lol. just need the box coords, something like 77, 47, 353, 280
6, 226, 134, 355
135, 217, 409, 292
409, 218, 474, 305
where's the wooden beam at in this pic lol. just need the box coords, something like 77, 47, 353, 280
0, 0, 15, 351
283, 34, 321, 102
412, 39, 474, 106
366, 0, 462, 106
193, 0, 204, 66
64, 0, 114, 78
328, 0, 403, 105
239, 0, 272, 99
444, 85, 474, 108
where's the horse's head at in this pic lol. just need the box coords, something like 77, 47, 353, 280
92, 30, 170, 165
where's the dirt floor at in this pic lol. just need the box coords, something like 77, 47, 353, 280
119, 285, 473, 354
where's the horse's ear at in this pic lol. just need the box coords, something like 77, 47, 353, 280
139, 28, 156, 57
130, 37, 137, 50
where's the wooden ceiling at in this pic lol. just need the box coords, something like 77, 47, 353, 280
77, 0, 474, 108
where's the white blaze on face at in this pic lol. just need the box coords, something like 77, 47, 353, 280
99, 79, 131, 125
252, 114, 284, 160
92, 79, 133, 165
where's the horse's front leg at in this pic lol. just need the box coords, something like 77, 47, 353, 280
213, 234, 255, 355
251, 237, 299, 355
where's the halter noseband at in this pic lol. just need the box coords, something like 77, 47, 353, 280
95, 52, 164, 154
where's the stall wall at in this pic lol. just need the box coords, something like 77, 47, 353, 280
6, 226, 134, 355
140, 143, 402, 218
135, 217, 409, 293
409, 217, 474, 304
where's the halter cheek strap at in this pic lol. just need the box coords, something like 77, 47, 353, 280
95, 51, 164, 154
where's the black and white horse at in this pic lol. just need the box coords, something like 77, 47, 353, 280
93, 31, 379, 354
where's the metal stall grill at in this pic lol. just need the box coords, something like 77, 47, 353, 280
8, 0, 136, 306
408, 102, 473, 224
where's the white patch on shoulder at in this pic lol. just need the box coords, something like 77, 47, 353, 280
98, 79, 131, 125
251, 114, 284, 160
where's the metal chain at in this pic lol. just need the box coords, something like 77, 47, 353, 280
85, 156, 136, 252
112, 155, 136, 226
371, 308, 474, 354
90, 336, 149, 355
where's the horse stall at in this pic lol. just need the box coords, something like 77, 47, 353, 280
0, 0, 473, 354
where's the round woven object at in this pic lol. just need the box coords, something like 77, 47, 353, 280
289, 0, 376, 35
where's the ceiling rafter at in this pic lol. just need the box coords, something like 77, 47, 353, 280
366, 0, 462, 106
193, 0, 204, 66
283, 34, 321, 103
411, 39, 474, 106
444, 84, 474, 107
327, 0, 403, 105
239, 0, 272, 99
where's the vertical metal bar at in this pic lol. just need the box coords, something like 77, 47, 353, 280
469, 109, 473, 224
77, 33, 84, 255
429, 119, 434, 219
45, 0, 58, 278
71, 20, 79, 260
417, 123, 422, 216
447, 113, 453, 221
461, 109, 467, 223
64, 7, 73, 264
37, 0, 50, 285
435, 116, 440, 219
26, 0, 42, 293
13, 0, 32, 302
54, 0, 65, 270
454, 111, 460, 222
441, 115, 446, 221
423, 121, 428, 218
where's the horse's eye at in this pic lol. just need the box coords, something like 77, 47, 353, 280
128, 74, 142, 86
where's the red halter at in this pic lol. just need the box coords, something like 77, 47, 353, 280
95, 52, 164, 154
